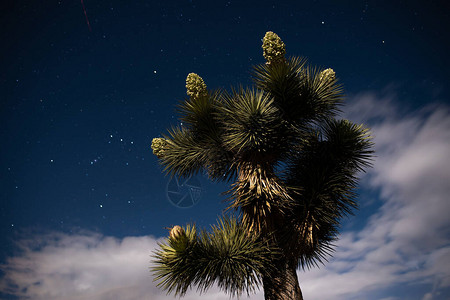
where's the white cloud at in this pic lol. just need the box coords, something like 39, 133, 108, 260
0, 231, 255, 300
1, 91, 449, 300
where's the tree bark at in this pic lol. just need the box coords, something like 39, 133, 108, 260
262, 259, 303, 300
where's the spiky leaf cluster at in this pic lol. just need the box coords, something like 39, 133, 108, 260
161, 81, 235, 179
253, 57, 343, 129
282, 119, 373, 268
218, 88, 284, 160
152, 217, 278, 297
156, 126, 206, 177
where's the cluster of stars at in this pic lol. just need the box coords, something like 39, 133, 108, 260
108, 134, 135, 145
90, 155, 103, 165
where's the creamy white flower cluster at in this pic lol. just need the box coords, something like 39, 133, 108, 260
262, 31, 286, 64
151, 137, 167, 158
186, 72, 208, 99
319, 68, 336, 83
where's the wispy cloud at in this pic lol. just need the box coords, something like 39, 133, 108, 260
1, 91, 449, 300
0, 231, 239, 300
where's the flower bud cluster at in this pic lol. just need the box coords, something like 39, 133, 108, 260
169, 225, 185, 240
151, 137, 167, 158
262, 31, 286, 64
169, 225, 188, 252
319, 68, 336, 83
186, 73, 208, 99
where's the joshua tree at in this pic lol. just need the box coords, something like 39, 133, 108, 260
151, 31, 373, 300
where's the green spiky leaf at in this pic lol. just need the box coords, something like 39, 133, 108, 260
152, 216, 279, 297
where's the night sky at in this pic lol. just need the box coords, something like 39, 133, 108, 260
1, 1, 449, 299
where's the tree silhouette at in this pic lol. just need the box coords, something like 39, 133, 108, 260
151, 31, 374, 300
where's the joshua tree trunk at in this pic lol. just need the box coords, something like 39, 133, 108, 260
262, 259, 303, 300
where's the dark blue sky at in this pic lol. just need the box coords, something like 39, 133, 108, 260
1, 1, 449, 299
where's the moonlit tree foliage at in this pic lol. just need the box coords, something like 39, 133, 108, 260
151, 31, 374, 300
